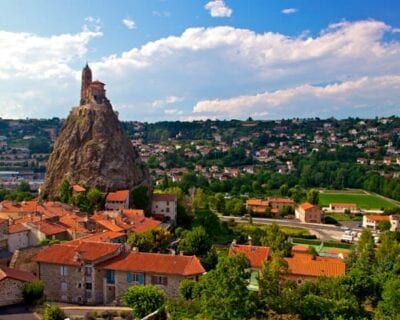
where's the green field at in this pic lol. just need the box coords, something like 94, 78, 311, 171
234, 223, 310, 237
319, 191, 398, 210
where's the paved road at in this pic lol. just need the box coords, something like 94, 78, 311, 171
220, 216, 360, 241
0, 305, 37, 320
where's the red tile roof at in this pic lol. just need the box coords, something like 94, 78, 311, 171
246, 199, 269, 207
8, 223, 29, 234
365, 215, 390, 222
33, 241, 123, 266
229, 244, 271, 268
79, 230, 126, 243
299, 202, 317, 210
32, 221, 67, 236
96, 219, 124, 232
152, 193, 177, 202
72, 184, 86, 193
285, 253, 345, 278
0, 266, 36, 282
100, 251, 205, 276
106, 190, 129, 202
268, 198, 295, 204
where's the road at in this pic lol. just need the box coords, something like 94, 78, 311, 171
219, 216, 360, 241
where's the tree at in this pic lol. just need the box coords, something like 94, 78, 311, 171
306, 189, 319, 205
378, 220, 391, 232
261, 223, 292, 256
43, 305, 66, 320
86, 187, 103, 211
127, 228, 172, 253
23, 280, 44, 306
59, 179, 71, 203
178, 226, 212, 256
179, 279, 198, 300
198, 254, 254, 320
132, 186, 150, 212
279, 184, 289, 197
375, 278, 400, 320
16, 181, 30, 193
123, 285, 165, 319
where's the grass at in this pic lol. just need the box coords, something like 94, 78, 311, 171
325, 212, 362, 222
292, 238, 353, 252
319, 192, 398, 210
234, 223, 311, 237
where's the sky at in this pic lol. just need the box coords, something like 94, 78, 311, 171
0, 0, 400, 122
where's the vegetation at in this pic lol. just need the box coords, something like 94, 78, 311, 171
23, 280, 44, 306
42, 305, 66, 320
123, 285, 165, 319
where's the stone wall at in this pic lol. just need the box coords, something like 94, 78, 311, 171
0, 278, 26, 306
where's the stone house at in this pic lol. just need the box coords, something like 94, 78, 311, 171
0, 219, 8, 250
151, 193, 177, 222
295, 202, 321, 223
0, 266, 36, 306
100, 250, 205, 303
8, 223, 30, 252
33, 241, 124, 304
105, 190, 130, 211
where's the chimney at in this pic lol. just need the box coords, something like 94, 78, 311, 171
132, 247, 138, 252
179, 251, 184, 256
232, 239, 237, 245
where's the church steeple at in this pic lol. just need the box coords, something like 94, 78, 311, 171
80, 63, 92, 105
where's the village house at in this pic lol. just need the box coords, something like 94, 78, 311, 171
268, 198, 295, 212
151, 193, 178, 222
363, 214, 400, 231
0, 219, 7, 250
105, 190, 130, 210
245, 199, 269, 215
33, 241, 124, 304
0, 266, 36, 306
228, 242, 271, 270
284, 253, 346, 284
295, 202, 322, 223
328, 202, 359, 214
7, 223, 30, 252
100, 250, 205, 302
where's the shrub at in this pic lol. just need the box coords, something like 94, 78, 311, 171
179, 280, 197, 300
43, 305, 66, 320
123, 284, 165, 319
23, 280, 44, 306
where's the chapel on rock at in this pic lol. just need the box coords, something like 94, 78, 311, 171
80, 64, 108, 105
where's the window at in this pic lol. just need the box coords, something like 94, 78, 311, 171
127, 272, 145, 284
166, 208, 170, 213
106, 270, 115, 284
85, 283, 92, 290
151, 275, 168, 286
60, 265, 68, 276
84, 266, 92, 276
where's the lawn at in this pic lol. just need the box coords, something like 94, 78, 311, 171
234, 223, 310, 237
325, 212, 362, 222
319, 191, 398, 210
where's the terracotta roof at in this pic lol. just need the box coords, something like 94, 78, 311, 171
33, 241, 123, 266
96, 219, 124, 232
32, 221, 67, 236
246, 199, 269, 207
152, 193, 177, 202
285, 253, 345, 278
330, 203, 357, 208
106, 190, 129, 202
8, 223, 29, 234
100, 251, 205, 276
0, 218, 7, 225
299, 202, 317, 210
59, 214, 88, 233
229, 244, 271, 269
72, 184, 86, 193
0, 266, 36, 282
365, 215, 390, 222
269, 198, 295, 204
79, 231, 126, 243
292, 245, 309, 253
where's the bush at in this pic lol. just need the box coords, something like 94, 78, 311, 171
179, 280, 197, 300
23, 280, 44, 306
43, 305, 66, 320
123, 284, 165, 319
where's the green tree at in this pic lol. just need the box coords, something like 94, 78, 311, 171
16, 181, 30, 193
198, 254, 254, 320
179, 279, 198, 300
127, 228, 172, 253
43, 305, 66, 320
261, 223, 292, 256
378, 220, 391, 232
178, 226, 212, 256
306, 189, 319, 205
23, 280, 44, 306
279, 184, 289, 197
123, 285, 165, 319
59, 179, 71, 203
132, 186, 150, 212
86, 187, 103, 211
375, 278, 400, 320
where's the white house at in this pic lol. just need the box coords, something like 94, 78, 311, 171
363, 215, 390, 230
105, 190, 130, 210
152, 193, 177, 222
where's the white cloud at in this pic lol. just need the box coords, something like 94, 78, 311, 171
152, 11, 171, 17
205, 0, 232, 18
193, 75, 400, 119
152, 96, 184, 108
282, 8, 298, 15
122, 18, 136, 30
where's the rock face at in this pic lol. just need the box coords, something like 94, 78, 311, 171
41, 65, 151, 200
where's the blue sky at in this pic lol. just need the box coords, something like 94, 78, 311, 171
0, 0, 400, 121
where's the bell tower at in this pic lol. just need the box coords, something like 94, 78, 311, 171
80, 63, 92, 105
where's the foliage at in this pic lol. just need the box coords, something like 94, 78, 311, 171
86, 187, 104, 211
306, 189, 319, 205
178, 226, 212, 256
375, 278, 400, 320
127, 228, 172, 253
261, 223, 292, 256
132, 186, 150, 212
197, 254, 255, 320
179, 279, 198, 301
59, 179, 71, 204
43, 305, 66, 320
23, 280, 44, 306
123, 285, 165, 319
378, 220, 391, 231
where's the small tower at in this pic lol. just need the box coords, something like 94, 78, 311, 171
80, 63, 92, 105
